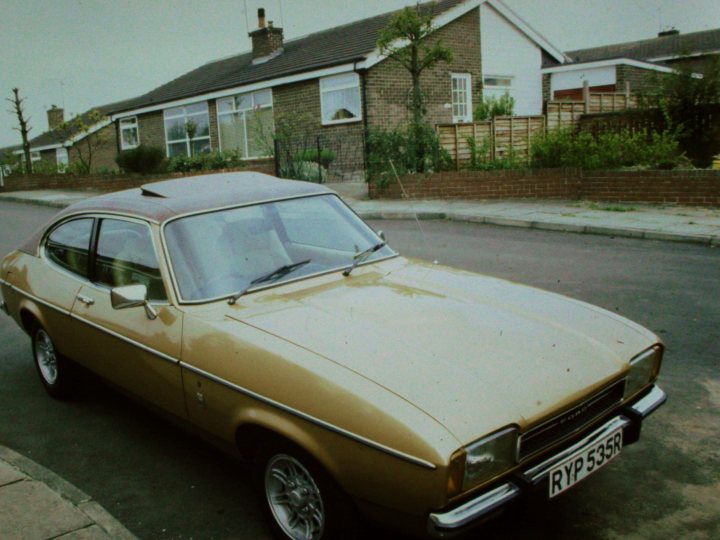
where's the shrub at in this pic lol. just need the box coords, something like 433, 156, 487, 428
474, 92, 515, 121
116, 145, 166, 174
366, 124, 451, 186
530, 128, 685, 169
166, 150, 244, 173
293, 148, 336, 168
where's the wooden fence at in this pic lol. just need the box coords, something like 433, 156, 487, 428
437, 115, 546, 168
547, 87, 638, 131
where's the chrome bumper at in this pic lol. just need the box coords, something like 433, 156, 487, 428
428, 384, 667, 538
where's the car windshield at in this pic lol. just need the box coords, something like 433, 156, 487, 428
163, 194, 396, 302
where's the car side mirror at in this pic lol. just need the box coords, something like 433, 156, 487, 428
377, 230, 386, 242
110, 284, 157, 320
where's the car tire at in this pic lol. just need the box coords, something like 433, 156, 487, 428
32, 323, 73, 399
254, 440, 361, 540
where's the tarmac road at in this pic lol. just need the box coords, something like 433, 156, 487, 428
0, 200, 718, 539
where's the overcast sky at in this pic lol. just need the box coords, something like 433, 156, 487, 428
2, 0, 719, 148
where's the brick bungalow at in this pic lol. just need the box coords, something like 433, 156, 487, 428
104, 0, 566, 180
9, 98, 138, 173
542, 27, 719, 101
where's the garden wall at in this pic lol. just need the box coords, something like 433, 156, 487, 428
0, 159, 274, 193
369, 169, 720, 207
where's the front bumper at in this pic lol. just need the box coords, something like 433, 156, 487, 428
428, 384, 667, 538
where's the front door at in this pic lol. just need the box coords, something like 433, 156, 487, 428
70, 217, 186, 418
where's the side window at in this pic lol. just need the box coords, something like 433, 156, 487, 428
45, 218, 93, 278
94, 219, 166, 301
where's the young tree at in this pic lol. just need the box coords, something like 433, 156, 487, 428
53, 109, 110, 173
377, 3, 453, 170
7, 88, 33, 174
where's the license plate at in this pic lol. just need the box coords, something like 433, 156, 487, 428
548, 428, 623, 498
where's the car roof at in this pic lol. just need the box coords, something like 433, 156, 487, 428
19, 172, 334, 254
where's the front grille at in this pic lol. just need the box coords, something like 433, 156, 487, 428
518, 379, 625, 461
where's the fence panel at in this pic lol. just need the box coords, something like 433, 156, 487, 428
546, 101, 585, 131
588, 93, 638, 114
437, 116, 545, 167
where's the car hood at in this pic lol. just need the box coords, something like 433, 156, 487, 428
227, 258, 658, 444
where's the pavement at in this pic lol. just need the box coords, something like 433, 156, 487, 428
0, 444, 136, 540
1, 187, 719, 246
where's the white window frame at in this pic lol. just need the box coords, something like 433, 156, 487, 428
319, 72, 362, 126
216, 89, 274, 159
163, 103, 211, 158
119, 116, 140, 150
55, 147, 69, 171
451, 73, 473, 124
483, 75, 514, 89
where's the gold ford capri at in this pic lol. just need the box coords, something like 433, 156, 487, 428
0, 173, 666, 539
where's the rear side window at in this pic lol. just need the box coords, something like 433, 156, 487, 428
94, 219, 166, 301
45, 218, 93, 278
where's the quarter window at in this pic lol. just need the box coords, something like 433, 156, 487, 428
320, 73, 362, 125
451, 73, 472, 123
217, 89, 273, 158
94, 219, 166, 301
163, 103, 211, 158
45, 218, 94, 278
120, 117, 140, 150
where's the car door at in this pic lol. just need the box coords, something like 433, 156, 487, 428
17, 216, 95, 357
69, 216, 186, 418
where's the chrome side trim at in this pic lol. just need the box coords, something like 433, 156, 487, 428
523, 415, 631, 483
69, 314, 179, 365
629, 385, 667, 418
4, 282, 71, 316
180, 361, 437, 470
429, 483, 520, 532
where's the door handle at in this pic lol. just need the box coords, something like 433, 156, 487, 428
77, 294, 95, 306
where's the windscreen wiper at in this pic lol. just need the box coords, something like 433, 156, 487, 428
343, 242, 386, 276
227, 259, 312, 304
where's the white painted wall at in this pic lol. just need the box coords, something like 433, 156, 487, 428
550, 66, 616, 94
480, 3, 543, 116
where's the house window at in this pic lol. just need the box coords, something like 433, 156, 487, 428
483, 76, 513, 88
217, 89, 273, 158
55, 148, 69, 171
451, 73, 472, 123
163, 103, 211, 157
320, 73, 361, 125
120, 117, 140, 150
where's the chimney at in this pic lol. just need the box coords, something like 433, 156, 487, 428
249, 7, 284, 61
658, 28, 680, 37
47, 105, 64, 130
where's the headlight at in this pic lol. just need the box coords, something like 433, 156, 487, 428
624, 345, 663, 400
449, 426, 518, 495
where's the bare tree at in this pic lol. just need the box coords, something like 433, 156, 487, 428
7, 88, 33, 174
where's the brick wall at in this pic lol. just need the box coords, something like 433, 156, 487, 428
136, 111, 166, 151
0, 159, 275, 193
66, 123, 119, 172
615, 65, 669, 95
370, 169, 579, 200
365, 8, 482, 129
580, 170, 720, 207
273, 79, 366, 181
369, 168, 720, 207
541, 73, 551, 103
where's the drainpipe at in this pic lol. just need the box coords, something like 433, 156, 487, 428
357, 62, 370, 178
